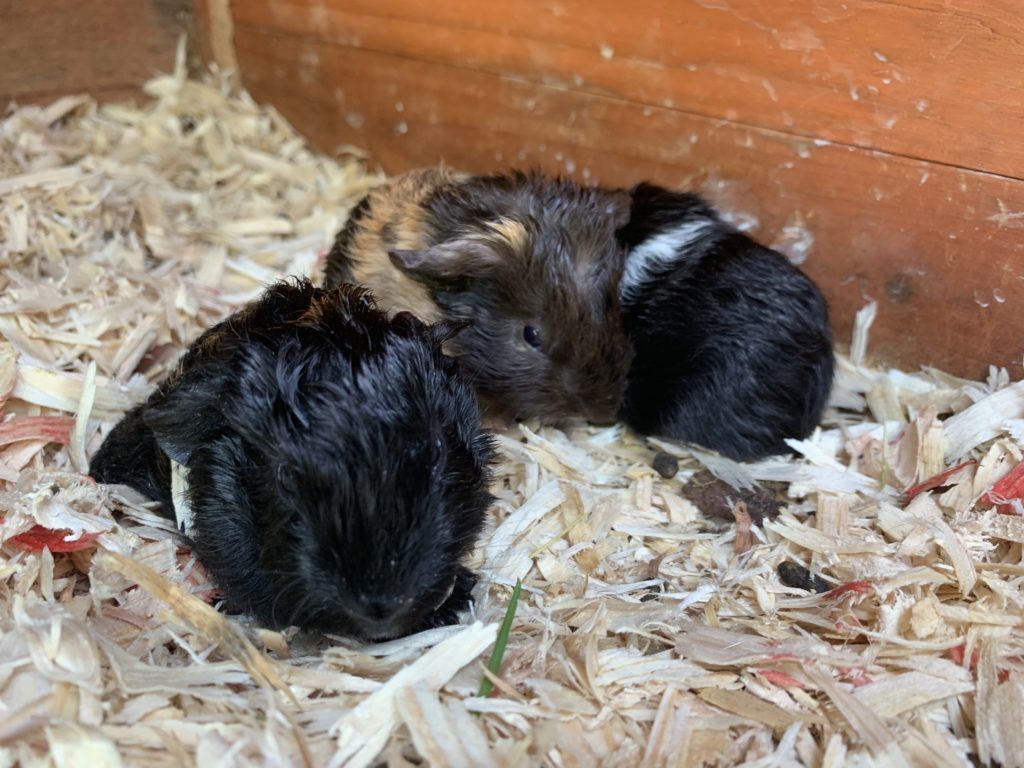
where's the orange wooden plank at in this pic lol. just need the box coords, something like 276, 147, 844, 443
232, 0, 1024, 181
234, 28, 1024, 379
1, 0, 189, 105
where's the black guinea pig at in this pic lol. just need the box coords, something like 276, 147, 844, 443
89, 278, 496, 640
323, 168, 634, 425
615, 183, 834, 461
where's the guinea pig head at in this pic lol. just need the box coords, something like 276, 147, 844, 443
227, 319, 495, 640
388, 179, 635, 424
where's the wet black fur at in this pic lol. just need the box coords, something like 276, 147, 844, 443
90, 279, 495, 640
615, 183, 835, 460
326, 170, 634, 423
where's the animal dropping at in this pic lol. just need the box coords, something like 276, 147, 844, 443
651, 450, 679, 479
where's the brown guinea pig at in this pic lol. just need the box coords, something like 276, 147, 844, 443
324, 168, 634, 424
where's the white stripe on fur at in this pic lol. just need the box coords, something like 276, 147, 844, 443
620, 219, 715, 300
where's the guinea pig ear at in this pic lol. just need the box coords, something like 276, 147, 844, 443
142, 362, 232, 465
430, 319, 472, 346
389, 238, 502, 283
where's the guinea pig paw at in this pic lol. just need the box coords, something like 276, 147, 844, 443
421, 566, 478, 630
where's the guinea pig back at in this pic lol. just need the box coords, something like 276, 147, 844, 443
90, 278, 496, 640
616, 183, 834, 460
324, 167, 467, 321
325, 168, 635, 424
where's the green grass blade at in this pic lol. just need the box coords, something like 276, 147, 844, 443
478, 578, 522, 699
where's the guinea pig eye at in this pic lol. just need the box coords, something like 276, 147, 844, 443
277, 463, 298, 491
523, 325, 542, 350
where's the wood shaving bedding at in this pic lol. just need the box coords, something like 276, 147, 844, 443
2, 52, 1023, 767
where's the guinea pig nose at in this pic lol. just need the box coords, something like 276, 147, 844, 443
354, 593, 400, 621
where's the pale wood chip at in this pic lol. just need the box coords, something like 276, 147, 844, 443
330, 623, 497, 768
944, 380, 1024, 460
93, 549, 296, 705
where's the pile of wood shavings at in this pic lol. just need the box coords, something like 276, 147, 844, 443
2, 65, 1023, 768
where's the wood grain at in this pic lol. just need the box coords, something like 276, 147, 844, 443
233, 28, 1024, 379
1, 0, 190, 106
233, 0, 1024, 181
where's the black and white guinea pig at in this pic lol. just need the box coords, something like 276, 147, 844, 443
323, 168, 634, 425
89, 278, 495, 640
615, 183, 834, 461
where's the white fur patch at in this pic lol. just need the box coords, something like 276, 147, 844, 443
170, 458, 196, 538
620, 219, 715, 300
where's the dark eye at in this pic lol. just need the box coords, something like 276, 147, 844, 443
277, 463, 298, 491
523, 325, 542, 349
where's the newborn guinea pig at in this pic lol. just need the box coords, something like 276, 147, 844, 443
615, 183, 834, 461
324, 167, 634, 425
89, 278, 495, 640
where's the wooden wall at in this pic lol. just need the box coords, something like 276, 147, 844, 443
17, 0, 1023, 380
0, 0, 192, 106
